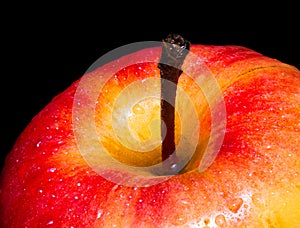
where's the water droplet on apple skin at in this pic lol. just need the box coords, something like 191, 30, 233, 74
36, 141, 42, 147
132, 103, 145, 115
203, 218, 210, 225
251, 193, 264, 207
96, 209, 103, 219
47, 167, 56, 173
215, 214, 227, 226
228, 197, 244, 213
46, 220, 54, 225
173, 215, 188, 226
170, 163, 177, 170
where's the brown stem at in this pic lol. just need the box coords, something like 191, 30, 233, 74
158, 34, 190, 174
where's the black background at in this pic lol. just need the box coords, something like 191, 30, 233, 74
1, 4, 299, 172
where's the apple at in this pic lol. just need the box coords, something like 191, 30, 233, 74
1, 34, 300, 227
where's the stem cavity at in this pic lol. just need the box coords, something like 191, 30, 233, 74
158, 34, 190, 174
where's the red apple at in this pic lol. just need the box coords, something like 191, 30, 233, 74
1, 38, 300, 227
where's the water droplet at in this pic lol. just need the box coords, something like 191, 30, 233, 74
228, 198, 243, 213
181, 200, 188, 205
176, 216, 187, 225
46, 220, 54, 225
111, 185, 119, 191
215, 214, 226, 226
132, 103, 145, 114
46, 135, 53, 139
97, 209, 103, 219
252, 193, 264, 207
170, 163, 177, 169
36, 141, 42, 147
47, 167, 56, 173
203, 218, 210, 225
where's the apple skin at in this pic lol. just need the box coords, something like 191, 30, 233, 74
1, 44, 300, 227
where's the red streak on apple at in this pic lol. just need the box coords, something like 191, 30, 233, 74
1, 44, 300, 227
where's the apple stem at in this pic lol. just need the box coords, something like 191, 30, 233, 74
158, 34, 190, 174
